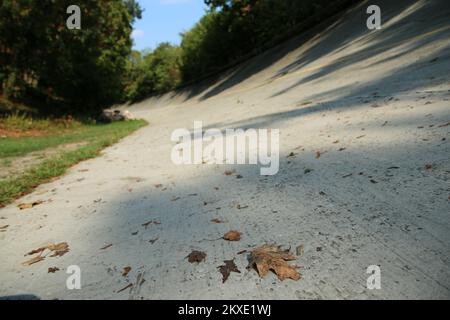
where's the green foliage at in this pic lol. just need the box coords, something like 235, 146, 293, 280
179, 12, 229, 81
179, 0, 334, 82
123, 0, 143, 23
1, 0, 354, 109
0, 0, 138, 115
125, 43, 181, 102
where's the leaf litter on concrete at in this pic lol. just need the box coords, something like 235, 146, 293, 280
247, 244, 301, 281
22, 242, 70, 266
187, 250, 207, 263
218, 259, 241, 283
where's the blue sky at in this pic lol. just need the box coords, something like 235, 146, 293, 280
131, 0, 207, 51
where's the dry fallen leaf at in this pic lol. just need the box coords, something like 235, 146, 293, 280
100, 243, 113, 250
48, 267, 60, 273
48, 242, 70, 257
122, 266, 132, 277
0, 225, 9, 231
26, 247, 46, 256
287, 152, 296, 158
26, 242, 69, 259
224, 170, 236, 176
18, 200, 44, 210
211, 218, 226, 224
223, 230, 241, 241
22, 255, 45, 266
218, 259, 241, 283
315, 151, 322, 159
47, 242, 68, 251
142, 220, 161, 229
248, 244, 301, 281
187, 250, 207, 263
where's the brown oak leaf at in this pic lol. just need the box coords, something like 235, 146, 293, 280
187, 250, 207, 263
247, 244, 301, 281
218, 259, 241, 283
223, 230, 241, 241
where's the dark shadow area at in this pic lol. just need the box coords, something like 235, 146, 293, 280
182, 1, 366, 102
193, 43, 450, 133
0, 294, 40, 300
270, 0, 450, 98
179, 0, 449, 104
90, 125, 450, 298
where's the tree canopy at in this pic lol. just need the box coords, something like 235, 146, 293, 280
0, 0, 142, 115
1, 0, 353, 113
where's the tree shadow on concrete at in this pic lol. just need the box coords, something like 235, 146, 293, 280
196, 44, 450, 133
183, 1, 366, 102
269, 0, 450, 98
89, 120, 450, 299
184, 0, 449, 103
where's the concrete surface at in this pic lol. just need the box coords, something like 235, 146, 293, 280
0, 0, 449, 299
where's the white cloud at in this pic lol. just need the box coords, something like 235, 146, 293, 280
131, 29, 145, 39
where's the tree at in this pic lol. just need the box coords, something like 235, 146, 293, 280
0, 0, 139, 115
123, 0, 143, 23
125, 43, 182, 102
